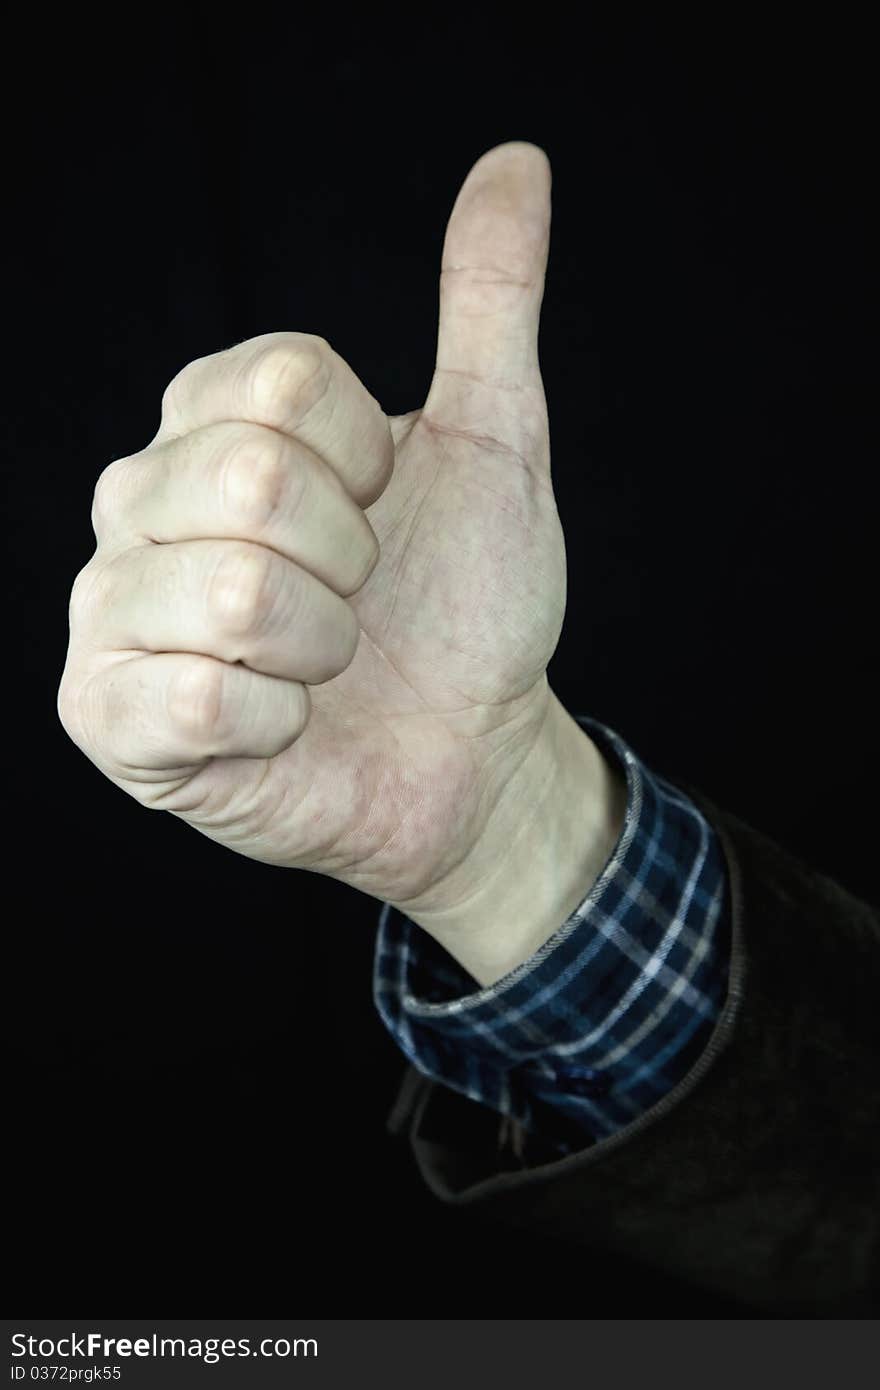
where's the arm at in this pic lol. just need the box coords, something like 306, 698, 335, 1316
376, 696, 730, 1159
381, 709, 880, 1315
386, 688, 629, 987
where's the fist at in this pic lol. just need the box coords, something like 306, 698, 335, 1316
57, 143, 567, 915
60, 331, 392, 761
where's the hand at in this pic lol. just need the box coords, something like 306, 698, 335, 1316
58, 142, 577, 929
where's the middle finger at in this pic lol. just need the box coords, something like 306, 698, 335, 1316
98, 420, 381, 599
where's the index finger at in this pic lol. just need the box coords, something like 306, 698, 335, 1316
152, 331, 395, 509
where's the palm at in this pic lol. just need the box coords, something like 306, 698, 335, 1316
168, 145, 565, 908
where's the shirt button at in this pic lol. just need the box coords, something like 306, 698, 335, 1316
555, 1065, 611, 1098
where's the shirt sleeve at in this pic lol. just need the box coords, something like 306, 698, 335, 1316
372, 713, 733, 1160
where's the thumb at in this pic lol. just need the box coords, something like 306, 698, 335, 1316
422, 141, 552, 426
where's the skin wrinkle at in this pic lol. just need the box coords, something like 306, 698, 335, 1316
353, 624, 440, 718
298, 699, 475, 886
441, 264, 537, 290
434, 365, 529, 393
392, 696, 557, 923
353, 622, 537, 725
376, 467, 443, 643
325, 738, 478, 884
419, 413, 532, 465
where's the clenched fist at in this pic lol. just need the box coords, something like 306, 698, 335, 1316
57, 142, 615, 976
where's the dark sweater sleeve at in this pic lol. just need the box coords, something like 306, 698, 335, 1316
384, 776, 880, 1315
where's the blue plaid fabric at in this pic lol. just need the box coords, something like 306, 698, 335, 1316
373, 713, 732, 1159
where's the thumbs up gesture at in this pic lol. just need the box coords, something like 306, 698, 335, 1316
58, 142, 625, 983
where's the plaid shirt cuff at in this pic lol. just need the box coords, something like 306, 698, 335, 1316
373, 714, 732, 1158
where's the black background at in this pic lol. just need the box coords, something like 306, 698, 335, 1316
5, 12, 876, 1314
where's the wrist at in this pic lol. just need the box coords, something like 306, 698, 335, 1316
392, 690, 628, 987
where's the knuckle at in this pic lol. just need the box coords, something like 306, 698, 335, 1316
218, 427, 293, 531
56, 673, 83, 738
159, 376, 180, 419
68, 561, 107, 629
168, 659, 228, 739
208, 546, 277, 635
161, 355, 200, 414
158, 371, 187, 430
91, 459, 129, 536
58, 666, 102, 748
245, 340, 330, 423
